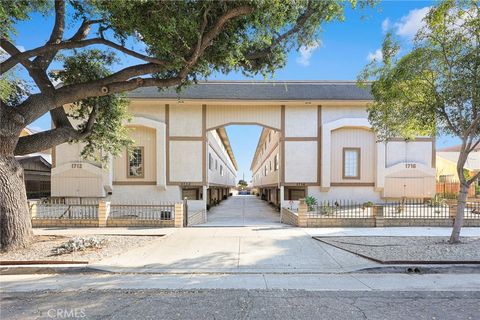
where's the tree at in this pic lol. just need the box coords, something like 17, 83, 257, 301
358, 0, 480, 243
0, 0, 375, 249
237, 179, 248, 190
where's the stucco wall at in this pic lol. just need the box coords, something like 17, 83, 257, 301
308, 186, 382, 203
284, 141, 317, 183
169, 104, 203, 137
109, 185, 181, 203
113, 125, 157, 183
207, 131, 236, 187
252, 128, 280, 187
386, 141, 432, 167
330, 127, 375, 183
285, 105, 317, 137
206, 104, 281, 130
170, 140, 203, 182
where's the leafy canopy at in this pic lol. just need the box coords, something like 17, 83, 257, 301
358, 0, 480, 142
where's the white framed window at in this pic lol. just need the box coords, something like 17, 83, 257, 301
274, 154, 279, 171
343, 148, 360, 179
209, 153, 213, 170
215, 159, 218, 170
269, 160, 272, 171
127, 147, 144, 178
220, 165, 224, 176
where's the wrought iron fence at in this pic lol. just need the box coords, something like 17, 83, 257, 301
463, 200, 480, 219
109, 203, 175, 220
308, 200, 373, 219
32, 198, 98, 219
382, 199, 450, 219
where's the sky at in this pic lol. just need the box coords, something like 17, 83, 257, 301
7, 1, 459, 182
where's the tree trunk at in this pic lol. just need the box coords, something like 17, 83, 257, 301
0, 155, 33, 250
449, 183, 468, 244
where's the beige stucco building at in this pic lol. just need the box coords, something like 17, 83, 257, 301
51, 81, 436, 210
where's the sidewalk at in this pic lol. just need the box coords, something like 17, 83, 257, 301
2, 272, 480, 292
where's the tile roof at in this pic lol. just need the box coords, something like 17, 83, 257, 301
127, 80, 372, 101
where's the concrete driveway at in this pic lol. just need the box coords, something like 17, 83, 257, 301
92, 196, 376, 273
203, 195, 280, 226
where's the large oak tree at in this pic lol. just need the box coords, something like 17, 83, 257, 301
0, 0, 374, 249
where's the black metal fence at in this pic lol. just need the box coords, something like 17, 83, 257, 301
109, 203, 175, 220
308, 200, 373, 219
32, 199, 98, 219
464, 201, 480, 219
382, 199, 450, 219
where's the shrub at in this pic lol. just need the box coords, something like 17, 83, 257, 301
52, 237, 106, 255
305, 196, 317, 211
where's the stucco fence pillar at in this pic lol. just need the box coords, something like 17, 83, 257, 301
372, 204, 384, 227
297, 198, 308, 227
174, 202, 184, 228
98, 201, 110, 227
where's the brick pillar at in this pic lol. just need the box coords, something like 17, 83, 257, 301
373, 204, 384, 227
297, 198, 308, 227
98, 201, 110, 227
174, 202, 184, 228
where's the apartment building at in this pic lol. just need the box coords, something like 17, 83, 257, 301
51, 81, 436, 211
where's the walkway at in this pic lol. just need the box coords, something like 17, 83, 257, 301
203, 195, 280, 227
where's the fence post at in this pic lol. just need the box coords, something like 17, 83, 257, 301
98, 201, 110, 227
29, 201, 37, 219
297, 198, 308, 227
373, 204, 384, 227
183, 197, 188, 227
174, 202, 184, 228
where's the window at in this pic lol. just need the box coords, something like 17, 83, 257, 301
343, 148, 360, 179
215, 159, 218, 170
209, 153, 213, 170
264, 141, 267, 150
284, 188, 306, 200
264, 165, 267, 176
274, 154, 279, 171
182, 188, 201, 200
269, 132, 272, 142
220, 165, 224, 176
269, 160, 272, 171
127, 147, 144, 178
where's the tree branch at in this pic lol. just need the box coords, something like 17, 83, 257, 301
34, 0, 66, 69
14, 126, 86, 156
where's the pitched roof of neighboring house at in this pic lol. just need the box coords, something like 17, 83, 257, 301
127, 80, 373, 101
15, 153, 52, 169
436, 151, 480, 171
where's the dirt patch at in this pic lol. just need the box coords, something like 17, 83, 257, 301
0, 235, 162, 264
313, 236, 480, 263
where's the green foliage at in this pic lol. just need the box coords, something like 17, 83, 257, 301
0, 73, 30, 107
305, 195, 317, 210
358, 0, 480, 141
237, 179, 248, 189
50, 50, 133, 163
0, 0, 50, 37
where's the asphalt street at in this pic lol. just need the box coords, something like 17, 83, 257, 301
1, 289, 479, 320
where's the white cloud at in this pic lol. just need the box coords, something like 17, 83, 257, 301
381, 18, 390, 33
296, 41, 321, 66
394, 7, 431, 38
366, 49, 382, 62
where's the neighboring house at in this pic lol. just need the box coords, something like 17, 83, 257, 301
51, 81, 436, 210
436, 145, 480, 185
16, 128, 52, 199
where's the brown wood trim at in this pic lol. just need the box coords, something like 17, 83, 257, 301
317, 105, 322, 185
51, 146, 56, 168
202, 104, 207, 185
207, 182, 235, 187
431, 136, 436, 168
168, 181, 204, 186
113, 181, 156, 185
169, 136, 203, 141
280, 105, 285, 184
342, 147, 361, 180
331, 182, 375, 187
284, 186, 307, 201
165, 104, 170, 184
253, 183, 280, 188
207, 122, 280, 132
282, 182, 319, 187
126, 146, 145, 178
283, 137, 317, 141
